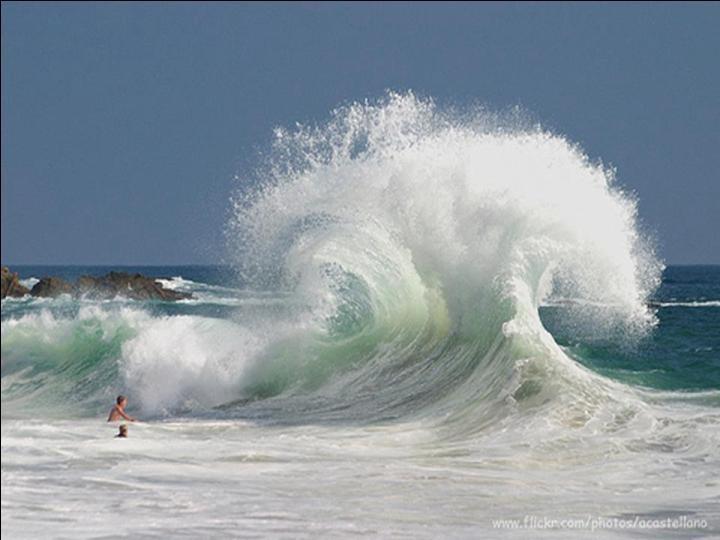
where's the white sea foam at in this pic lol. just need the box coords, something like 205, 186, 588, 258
656, 300, 720, 307
18, 277, 39, 289
155, 276, 197, 291
120, 315, 264, 414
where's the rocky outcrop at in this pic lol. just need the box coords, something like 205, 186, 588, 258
1, 267, 30, 298
74, 272, 191, 301
1, 267, 191, 301
30, 276, 74, 297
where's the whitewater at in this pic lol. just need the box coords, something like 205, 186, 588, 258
2, 93, 719, 538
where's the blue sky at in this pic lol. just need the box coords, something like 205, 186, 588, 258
2, 2, 718, 265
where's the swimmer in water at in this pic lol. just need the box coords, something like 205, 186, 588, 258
115, 424, 129, 438
107, 395, 137, 422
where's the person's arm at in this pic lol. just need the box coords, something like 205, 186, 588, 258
118, 408, 137, 422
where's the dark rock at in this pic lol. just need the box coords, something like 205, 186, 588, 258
1, 266, 30, 298
74, 272, 191, 301
30, 276, 74, 297
15, 270, 191, 301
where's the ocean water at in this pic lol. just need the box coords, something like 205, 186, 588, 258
2, 94, 719, 538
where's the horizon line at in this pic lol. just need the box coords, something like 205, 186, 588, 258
3, 262, 720, 268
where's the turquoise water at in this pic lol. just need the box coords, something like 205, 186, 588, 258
6, 264, 717, 401
543, 265, 720, 391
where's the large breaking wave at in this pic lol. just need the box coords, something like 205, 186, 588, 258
222, 92, 663, 423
